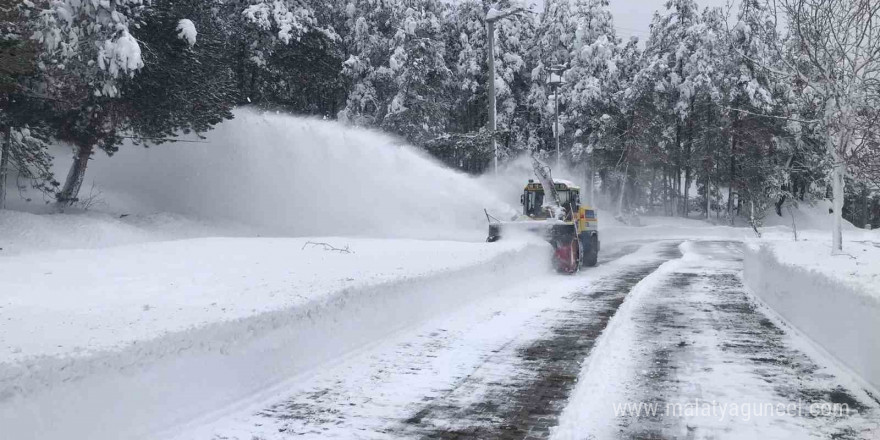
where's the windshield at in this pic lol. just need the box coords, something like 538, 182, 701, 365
525, 190, 544, 216
525, 189, 576, 217
558, 190, 571, 205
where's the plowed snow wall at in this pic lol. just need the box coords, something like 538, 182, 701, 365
743, 244, 880, 393
0, 245, 544, 440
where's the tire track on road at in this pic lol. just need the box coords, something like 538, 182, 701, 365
400, 242, 683, 439
616, 241, 880, 440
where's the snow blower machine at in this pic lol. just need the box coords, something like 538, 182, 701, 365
486, 179, 599, 273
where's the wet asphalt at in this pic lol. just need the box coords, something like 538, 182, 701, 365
203, 240, 880, 439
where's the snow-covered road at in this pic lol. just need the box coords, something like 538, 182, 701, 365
170, 240, 879, 440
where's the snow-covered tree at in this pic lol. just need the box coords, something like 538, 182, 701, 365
533, 0, 575, 67
491, 2, 537, 158
0, 2, 57, 208
25, 0, 148, 204
720, 0, 787, 223
338, 0, 399, 126
380, 0, 452, 144
638, 0, 723, 216
221, 0, 337, 108
744, 0, 880, 251
526, 0, 575, 160
565, 0, 619, 160
446, 0, 487, 134
122, 0, 237, 142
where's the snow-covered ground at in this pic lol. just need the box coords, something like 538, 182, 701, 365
0, 236, 530, 363
0, 235, 542, 440
0, 111, 553, 440
2, 110, 879, 439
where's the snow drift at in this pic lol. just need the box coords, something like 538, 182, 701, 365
743, 243, 880, 393
0, 238, 544, 440
57, 108, 514, 241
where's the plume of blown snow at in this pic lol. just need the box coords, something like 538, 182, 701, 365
71, 109, 515, 241
477, 154, 589, 212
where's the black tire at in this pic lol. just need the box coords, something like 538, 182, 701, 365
583, 236, 599, 267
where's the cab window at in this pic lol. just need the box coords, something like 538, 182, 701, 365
557, 190, 571, 205
524, 191, 544, 216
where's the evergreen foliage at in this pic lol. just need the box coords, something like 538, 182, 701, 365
2, 0, 879, 230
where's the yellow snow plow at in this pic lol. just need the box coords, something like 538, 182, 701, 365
487, 179, 599, 273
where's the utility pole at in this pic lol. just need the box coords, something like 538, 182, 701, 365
555, 87, 560, 169
487, 18, 497, 175
547, 64, 566, 170
486, 7, 524, 175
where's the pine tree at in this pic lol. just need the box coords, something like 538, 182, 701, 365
0, 1, 57, 208
220, 0, 338, 110
380, 0, 452, 144
639, 0, 708, 216
338, 0, 399, 126
25, 0, 148, 204
491, 1, 537, 159
565, 0, 619, 163
121, 0, 238, 143
446, 0, 487, 134
526, 0, 575, 162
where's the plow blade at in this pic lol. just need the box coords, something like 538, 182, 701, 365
487, 220, 576, 242
487, 220, 580, 273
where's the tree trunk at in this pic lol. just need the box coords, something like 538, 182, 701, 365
663, 168, 669, 216
684, 115, 693, 219
583, 162, 589, 205
0, 126, 10, 210
58, 143, 94, 205
677, 167, 682, 216
589, 167, 594, 207
674, 168, 679, 216
706, 175, 711, 219
831, 153, 845, 253
684, 167, 691, 218
728, 134, 736, 225
617, 164, 628, 216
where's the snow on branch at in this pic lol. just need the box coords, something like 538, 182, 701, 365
177, 19, 197, 47
243, 0, 318, 44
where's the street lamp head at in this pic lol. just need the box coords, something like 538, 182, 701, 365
486, 6, 526, 22
547, 72, 565, 87
547, 64, 567, 87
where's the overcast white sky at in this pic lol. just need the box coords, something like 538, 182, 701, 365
525, 0, 738, 43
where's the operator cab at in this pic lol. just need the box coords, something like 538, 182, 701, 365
522, 179, 580, 220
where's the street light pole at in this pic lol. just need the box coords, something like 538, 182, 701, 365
487, 18, 497, 175
554, 84, 560, 169
486, 7, 524, 175
547, 64, 566, 171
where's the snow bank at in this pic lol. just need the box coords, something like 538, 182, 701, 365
48, 108, 514, 241
600, 215, 755, 243
0, 237, 544, 440
0, 209, 249, 255
743, 240, 880, 393
762, 199, 857, 231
